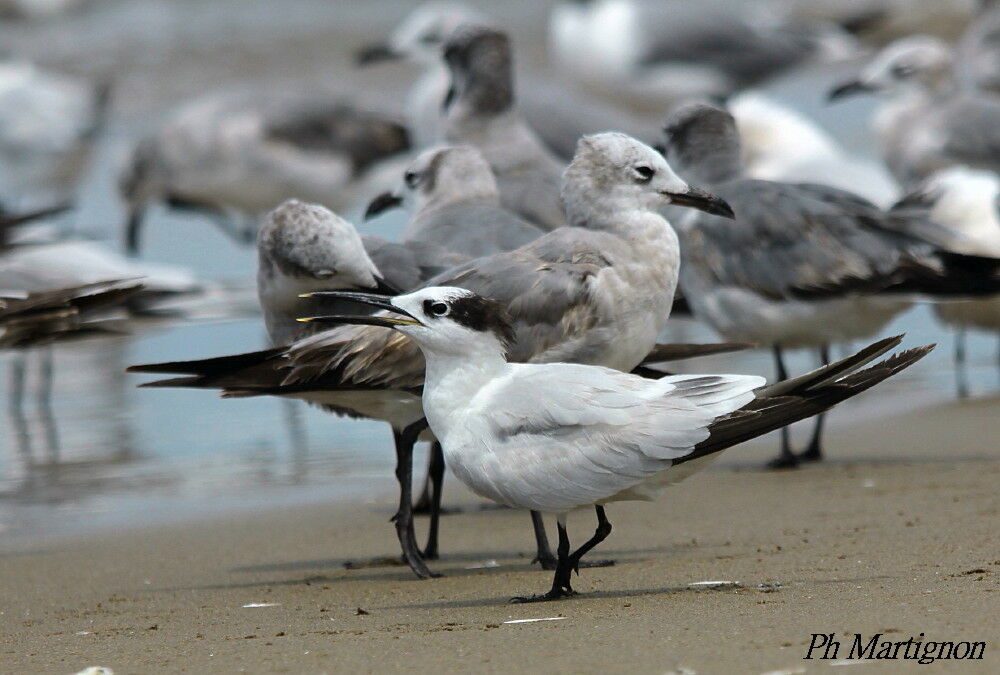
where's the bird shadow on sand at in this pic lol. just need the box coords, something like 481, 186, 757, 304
382, 573, 902, 610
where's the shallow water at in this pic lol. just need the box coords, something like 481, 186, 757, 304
1, 0, 997, 543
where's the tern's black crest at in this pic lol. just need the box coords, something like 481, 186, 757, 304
430, 295, 516, 351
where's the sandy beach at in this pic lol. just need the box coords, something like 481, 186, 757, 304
2, 396, 998, 674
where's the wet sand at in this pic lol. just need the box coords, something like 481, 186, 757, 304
1, 397, 998, 673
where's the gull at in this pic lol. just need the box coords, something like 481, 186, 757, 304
828, 34, 1000, 188
728, 91, 899, 207
888, 166, 1000, 397
363, 144, 545, 257
119, 90, 410, 255
299, 286, 931, 601
548, 0, 854, 112
440, 25, 567, 230
777, 0, 979, 47
256, 199, 451, 345
957, 3, 1000, 94
355, 2, 661, 159
0, 58, 109, 210
661, 102, 1000, 468
129, 131, 736, 578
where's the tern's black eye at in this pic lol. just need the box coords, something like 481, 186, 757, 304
419, 32, 441, 44
891, 63, 916, 78
404, 171, 419, 188
423, 300, 449, 317
633, 165, 655, 183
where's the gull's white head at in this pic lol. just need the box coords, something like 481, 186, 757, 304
364, 145, 499, 219
258, 199, 388, 297
356, 3, 484, 66
561, 131, 734, 226
829, 35, 954, 100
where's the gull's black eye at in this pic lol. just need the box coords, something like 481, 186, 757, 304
419, 32, 440, 44
891, 63, 916, 78
633, 165, 655, 183
423, 299, 449, 317
404, 171, 419, 188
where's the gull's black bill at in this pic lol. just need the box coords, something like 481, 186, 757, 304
355, 43, 399, 66
664, 186, 735, 219
364, 191, 403, 221
299, 289, 418, 319
298, 313, 422, 328
827, 80, 876, 102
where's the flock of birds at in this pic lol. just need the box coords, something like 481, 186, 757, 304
4, 0, 1000, 601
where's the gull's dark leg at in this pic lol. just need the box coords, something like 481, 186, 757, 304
421, 441, 445, 560
530, 510, 557, 570
391, 419, 438, 579
512, 517, 574, 603
955, 328, 970, 399
766, 344, 799, 469
413, 446, 434, 514
35, 345, 61, 463
798, 344, 829, 462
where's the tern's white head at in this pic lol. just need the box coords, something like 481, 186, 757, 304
363, 145, 499, 219
829, 35, 955, 100
302, 286, 516, 360
561, 131, 733, 226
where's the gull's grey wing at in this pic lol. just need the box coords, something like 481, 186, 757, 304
405, 202, 545, 258
681, 178, 936, 300
264, 103, 410, 174
424, 227, 628, 363
937, 98, 1000, 176
362, 235, 468, 293
283, 227, 628, 389
637, 4, 815, 85
454, 364, 762, 513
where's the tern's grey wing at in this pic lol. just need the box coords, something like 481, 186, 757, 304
264, 103, 410, 174
405, 202, 545, 258
454, 364, 761, 512
682, 179, 924, 300
424, 228, 625, 363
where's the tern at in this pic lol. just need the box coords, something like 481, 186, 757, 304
129, 131, 738, 578
300, 286, 932, 601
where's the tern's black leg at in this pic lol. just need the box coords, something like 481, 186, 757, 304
391, 419, 438, 579
955, 328, 970, 399
568, 506, 613, 574
511, 518, 574, 602
798, 344, 829, 462
766, 345, 799, 469
530, 510, 557, 570
421, 441, 445, 559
